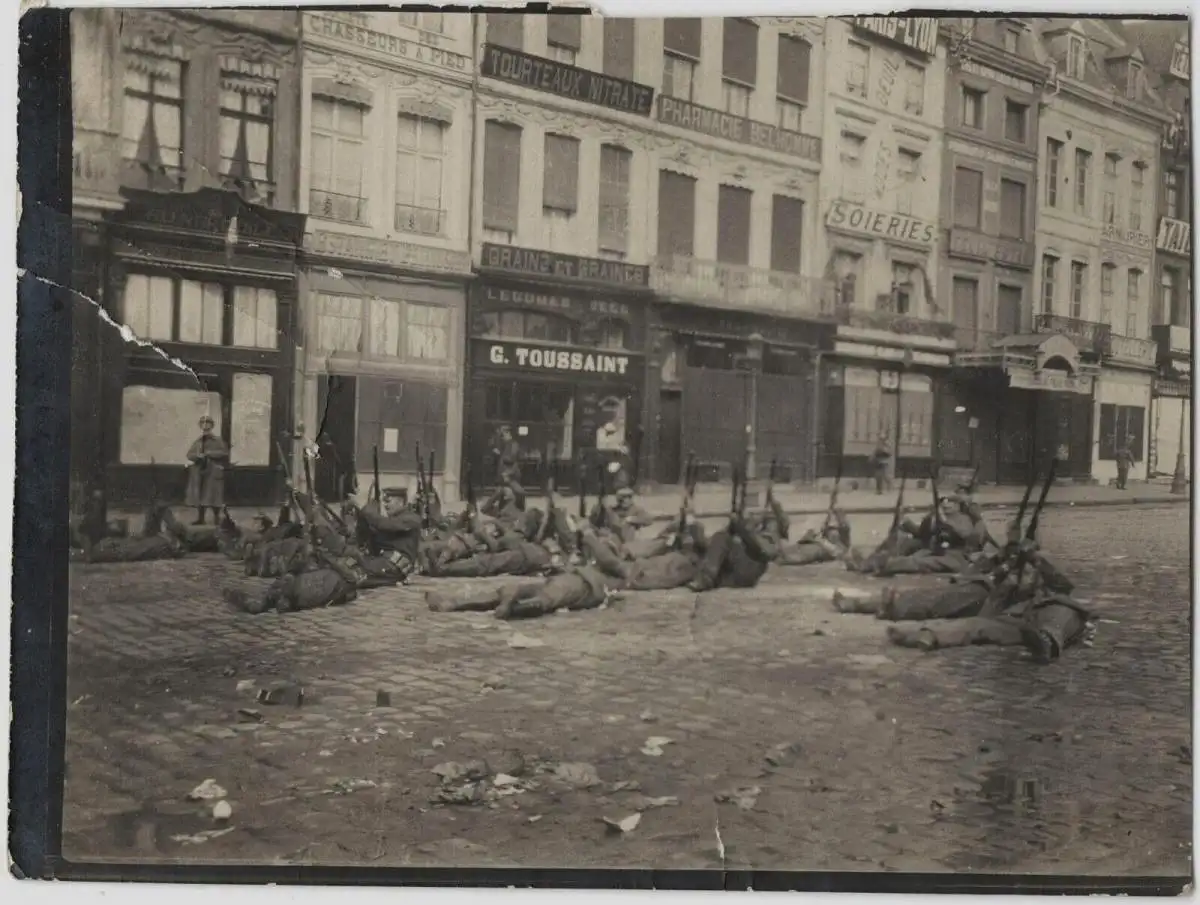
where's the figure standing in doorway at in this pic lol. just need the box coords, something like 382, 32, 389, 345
185, 415, 228, 525
1115, 440, 1134, 490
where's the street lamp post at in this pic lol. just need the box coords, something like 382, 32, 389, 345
1171, 396, 1189, 494
744, 333, 765, 481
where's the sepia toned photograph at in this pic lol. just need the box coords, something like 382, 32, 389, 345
47, 3, 1192, 883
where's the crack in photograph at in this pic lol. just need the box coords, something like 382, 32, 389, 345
47, 2, 1193, 886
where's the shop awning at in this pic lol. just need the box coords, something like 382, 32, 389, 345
954, 332, 1097, 393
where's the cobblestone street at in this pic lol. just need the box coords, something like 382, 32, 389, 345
61, 505, 1192, 876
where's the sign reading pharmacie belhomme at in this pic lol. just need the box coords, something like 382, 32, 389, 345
476, 339, 634, 380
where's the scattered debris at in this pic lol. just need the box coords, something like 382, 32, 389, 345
930, 799, 946, 812
376, 690, 392, 707
553, 762, 602, 789
212, 800, 233, 821
601, 813, 642, 835
639, 710, 657, 723
527, 815, 543, 824
493, 773, 521, 788
257, 685, 304, 707
764, 742, 801, 767
508, 633, 546, 649
432, 760, 490, 784
1177, 745, 1192, 766
221, 666, 237, 677
329, 778, 377, 795
318, 750, 333, 758
188, 779, 228, 802
235, 680, 256, 694
629, 794, 679, 811
433, 782, 487, 806
607, 780, 641, 794
715, 786, 761, 811
431, 738, 446, 749
171, 828, 235, 845
641, 736, 673, 757
236, 709, 263, 724
489, 750, 527, 777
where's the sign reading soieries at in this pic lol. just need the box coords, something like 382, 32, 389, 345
474, 339, 634, 380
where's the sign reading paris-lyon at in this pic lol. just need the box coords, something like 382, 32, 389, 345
480, 340, 631, 378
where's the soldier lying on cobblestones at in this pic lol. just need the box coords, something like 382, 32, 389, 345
425, 560, 619, 620
75, 502, 186, 564
775, 508, 852, 567
589, 486, 655, 544
158, 506, 221, 553
224, 546, 360, 615
687, 500, 783, 593
846, 490, 991, 577
355, 489, 423, 578
579, 519, 705, 591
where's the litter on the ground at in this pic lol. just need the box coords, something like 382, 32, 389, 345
171, 827, 235, 845
187, 779, 227, 801
715, 785, 761, 810
212, 800, 233, 821
641, 736, 673, 757
602, 813, 642, 834
508, 633, 546, 649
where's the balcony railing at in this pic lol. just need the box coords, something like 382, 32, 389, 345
1107, 333, 1158, 367
310, 189, 368, 224
835, 302, 958, 341
394, 203, 445, 236
651, 255, 829, 317
1034, 313, 1113, 356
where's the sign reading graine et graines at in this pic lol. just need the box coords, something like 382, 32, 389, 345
657, 96, 822, 162
480, 44, 654, 117
480, 243, 650, 288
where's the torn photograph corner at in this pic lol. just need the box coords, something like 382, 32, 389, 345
13, 0, 1194, 893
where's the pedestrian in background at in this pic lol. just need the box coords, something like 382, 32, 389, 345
872, 431, 892, 495
185, 414, 228, 525
1115, 441, 1134, 490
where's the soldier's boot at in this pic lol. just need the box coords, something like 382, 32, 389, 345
876, 587, 901, 620
886, 624, 939, 651
831, 589, 880, 614
1020, 600, 1088, 664
426, 588, 501, 613
269, 576, 295, 614
224, 588, 269, 616
498, 591, 558, 620
686, 570, 717, 593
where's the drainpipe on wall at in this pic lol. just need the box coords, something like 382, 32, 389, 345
809, 350, 824, 486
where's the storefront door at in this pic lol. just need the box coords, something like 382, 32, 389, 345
315, 375, 357, 501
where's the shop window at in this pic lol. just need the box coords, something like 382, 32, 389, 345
842, 366, 883, 456
310, 95, 368, 223
763, 345, 808, 376
177, 280, 224, 345
395, 114, 446, 236
230, 372, 272, 466
122, 54, 185, 184
686, 338, 740, 370
596, 318, 630, 350
406, 303, 451, 360
481, 309, 577, 345
487, 13, 524, 50
1098, 403, 1144, 461
603, 18, 635, 80
356, 377, 448, 472
232, 286, 278, 350
315, 293, 363, 354
120, 384, 222, 465
897, 374, 934, 458
483, 121, 522, 233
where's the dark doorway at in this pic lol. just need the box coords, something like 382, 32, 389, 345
315, 375, 357, 501
657, 390, 682, 483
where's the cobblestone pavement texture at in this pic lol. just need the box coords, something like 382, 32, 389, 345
62, 506, 1192, 875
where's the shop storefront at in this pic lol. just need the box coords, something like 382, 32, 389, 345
949, 333, 1098, 483
101, 188, 306, 506
645, 305, 832, 485
466, 245, 650, 493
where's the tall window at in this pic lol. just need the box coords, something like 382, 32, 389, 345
542, 133, 580, 214
716, 184, 752, 266
997, 284, 1023, 335
1129, 163, 1144, 230
1157, 269, 1174, 326
1003, 99, 1027, 143
1165, 169, 1182, 218
122, 55, 185, 182
657, 170, 696, 258
721, 18, 758, 118
953, 166, 983, 228
1045, 138, 1063, 207
218, 82, 273, 201
1102, 153, 1119, 226
233, 286, 278, 350
663, 18, 701, 102
1067, 35, 1087, 79
394, 114, 445, 235
961, 86, 984, 129
891, 262, 916, 314
1126, 61, 1142, 99
603, 18, 635, 80
310, 96, 367, 223
482, 121, 522, 233
903, 62, 925, 115
777, 35, 810, 131
1074, 149, 1091, 215
598, 144, 631, 254
487, 13, 523, 50
839, 131, 865, 202
1101, 263, 1116, 324
834, 251, 862, 307
546, 14, 581, 65
952, 276, 979, 339
770, 195, 804, 274
999, 178, 1026, 238
1128, 269, 1143, 333
896, 149, 920, 215
1069, 261, 1086, 319
846, 42, 869, 98
1041, 255, 1058, 315
1003, 26, 1021, 53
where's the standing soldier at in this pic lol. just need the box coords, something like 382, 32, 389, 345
872, 430, 892, 495
1115, 440, 1134, 490
185, 415, 228, 525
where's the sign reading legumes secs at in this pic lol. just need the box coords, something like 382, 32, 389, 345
480, 44, 654, 117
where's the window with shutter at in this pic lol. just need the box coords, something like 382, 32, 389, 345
776, 35, 810, 104
599, 145, 631, 253
717, 185, 752, 266
952, 277, 979, 341
657, 170, 696, 258
482, 121, 522, 232
603, 18, 635, 80
997, 284, 1023, 335
543, 134, 580, 214
1074, 149, 1091, 215
721, 18, 758, 87
770, 195, 803, 273
546, 14, 581, 50
663, 18, 701, 59
999, 178, 1026, 239
487, 13, 523, 50
953, 167, 983, 228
